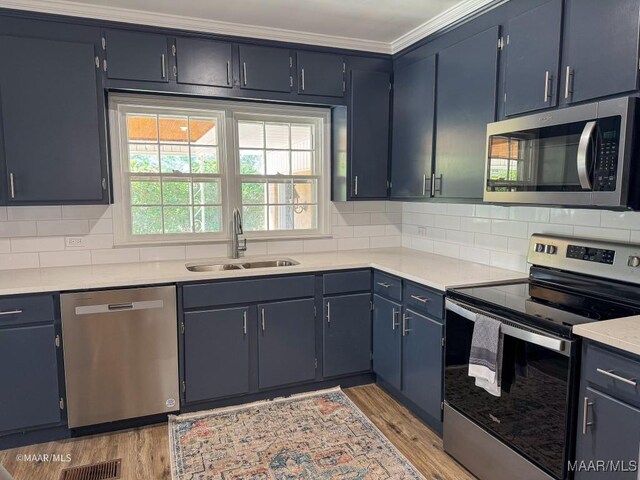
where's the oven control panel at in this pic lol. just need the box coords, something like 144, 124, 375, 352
566, 245, 615, 265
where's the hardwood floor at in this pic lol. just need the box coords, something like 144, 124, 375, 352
0, 384, 474, 479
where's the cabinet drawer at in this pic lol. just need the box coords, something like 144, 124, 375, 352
583, 342, 640, 402
0, 294, 55, 327
182, 275, 315, 309
323, 270, 371, 295
373, 271, 402, 301
404, 282, 444, 321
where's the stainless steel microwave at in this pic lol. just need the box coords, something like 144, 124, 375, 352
484, 97, 638, 209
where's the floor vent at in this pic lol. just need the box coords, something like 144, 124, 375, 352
59, 459, 121, 480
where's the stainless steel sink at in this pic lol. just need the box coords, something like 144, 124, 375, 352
186, 258, 299, 272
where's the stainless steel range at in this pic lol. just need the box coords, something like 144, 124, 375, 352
444, 234, 640, 480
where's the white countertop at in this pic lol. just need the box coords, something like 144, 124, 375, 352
574, 316, 640, 357
0, 247, 524, 296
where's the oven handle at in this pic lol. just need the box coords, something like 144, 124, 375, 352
577, 120, 596, 190
445, 299, 568, 354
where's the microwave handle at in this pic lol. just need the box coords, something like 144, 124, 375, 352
577, 120, 596, 190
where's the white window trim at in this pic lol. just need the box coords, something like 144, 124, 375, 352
109, 93, 331, 246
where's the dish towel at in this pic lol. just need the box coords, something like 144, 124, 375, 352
468, 314, 503, 397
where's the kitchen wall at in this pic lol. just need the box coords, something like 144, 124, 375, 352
0, 201, 401, 270
402, 202, 640, 272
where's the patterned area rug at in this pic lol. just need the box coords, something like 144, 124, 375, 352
169, 387, 425, 479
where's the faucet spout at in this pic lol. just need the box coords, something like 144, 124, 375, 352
231, 208, 247, 259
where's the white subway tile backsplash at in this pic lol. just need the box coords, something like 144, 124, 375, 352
600, 211, 640, 230
0, 239, 9, 254
303, 238, 338, 252
0, 253, 39, 270
0, 221, 37, 238
491, 220, 529, 238
370, 236, 401, 248
353, 225, 387, 237
550, 208, 600, 227
91, 248, 140, 265
434, 215, 461, 230
459, 246, 491, 265
474, 233, 509, 252
572, 226, 631, 243
527, 222, 574, 237
266, 240, 304, 255
445, 229, 474, 245
370, 212, 402, 225
353, 201, 387, 213
11, 236, 65, 253
39, 251, 91, 268
7, 206, 62, 221
433, 241, 460, 258
185, 244, 229, 259
459, 217, 491, 234
37, 219, 89, 236
490, 251, 527, 272
508, 207, 550, 223
338, 237, 369, 250
331, 226, 354, 238
139, 246, 186, 261
446, 204, 475, 217
89, 218, 113, 234
62, 205, 112, 219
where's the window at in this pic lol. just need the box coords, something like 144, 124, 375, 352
110, 95, 330, 245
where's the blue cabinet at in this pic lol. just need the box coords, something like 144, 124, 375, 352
297, 51, 344, 97
434, 26, 500, 200
239, 45, 292, 93
183, 307, 250, 403
562, 0, 640, 104
373, 294, 402, 390
323, 293, 372, 378
105, 29, 170, 82
391, 55, 436, 199
504, 0, 562, 116
175, 37, 233, 88
258, 298, 316, 389
0, 33, 108, 204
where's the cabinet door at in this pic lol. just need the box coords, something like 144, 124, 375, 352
0, 325, 60, 433
0, 35, 106, 204
258, 299, 315, 389
402, 308, 443, 421
184, 307, 250, 403
391, 56, 436, 199
297, 51, 344, 97
176, 37, 233, 88
323, 293, 372, 378
563, 0, 640, 104
575, 386, 640, 479
106, 30, 169, 82
372, 294, 402, 390
350, 70, 390, 199
435, 27, 499, 200
504, 0, 562, 116
239, 45, 292, 93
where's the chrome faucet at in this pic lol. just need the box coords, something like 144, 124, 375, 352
231, 208, 247, 259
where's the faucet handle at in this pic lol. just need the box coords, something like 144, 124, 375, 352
239, 238, 247, 252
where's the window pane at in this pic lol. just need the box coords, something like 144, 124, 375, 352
294, 204, 317, 230
268, 205, 294, 230
191, 146, 219, 174
268, 181, 293, 204
132, 206, 162, 235
242, 205, 267, 231
293, 179, 317, 204
194, 206, 221, 233
238, 121, 264, 148
189, 117, 218, 145
131, 179, 161, 205
127, 114, 158, 143
129, 145, 160, 173
164, 206, 192, 233
161, 145, 190, 174
291, 151, 313, 175
265, 123, 290, 149
193, 180, 221, 205
266, 150, 290, 175
162, 180, 191, 205
239, 150, 265, 175
291, 124, 312, 150
242, 182, 266, 205
159, 116, 188, 143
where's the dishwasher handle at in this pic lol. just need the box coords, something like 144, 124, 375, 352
75, 299, 165, 316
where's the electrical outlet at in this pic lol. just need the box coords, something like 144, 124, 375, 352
417, 226, 427, 237
65, 237, 86, 248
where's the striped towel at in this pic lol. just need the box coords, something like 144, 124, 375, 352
468, 314, 503, 397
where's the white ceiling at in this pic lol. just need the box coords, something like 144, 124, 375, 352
0, 0, 500, 53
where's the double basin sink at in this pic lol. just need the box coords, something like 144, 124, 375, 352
186, 258, 299, 272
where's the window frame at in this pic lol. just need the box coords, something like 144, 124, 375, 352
109, 94, 331, 246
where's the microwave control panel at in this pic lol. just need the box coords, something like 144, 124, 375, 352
594, 126, 619, 192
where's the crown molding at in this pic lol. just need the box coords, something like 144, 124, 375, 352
0, 0, 502, 56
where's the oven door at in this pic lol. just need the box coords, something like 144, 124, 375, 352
445, 299, 577, 480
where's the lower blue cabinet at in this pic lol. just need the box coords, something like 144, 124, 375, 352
373, 294, 402, 390
0, 324, 61, 433
184, 307, 251, 403
323, 293, 372, 378
258, 298, 316, 389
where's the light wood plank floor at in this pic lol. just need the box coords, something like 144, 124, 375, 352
0, 384, 474, 479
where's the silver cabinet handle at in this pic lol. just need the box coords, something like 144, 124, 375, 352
9, 172, 15, 199
326, 301, 331, 324
544, 70, 552, 102
564, 65, 573, 99
0, 309, 22, 316
227, 60, 231, 86
107, 303, 134, 311
402, 313, 412, 337
243, 310, 247, 335
161, 54, 166, 79
376, 282, 391, 288
577, 120, 596, 190
242, 62, 247, 86
582, 396, 594, 434
261, 308, 265, 331
391, 308, 400, 330
410, 294, 430, 304
354, 175, 358, 196
301, 67, 305, 91
596, 368, 637, 386
422, 174, 427, 196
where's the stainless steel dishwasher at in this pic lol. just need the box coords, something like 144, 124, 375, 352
61, 286, 179, 428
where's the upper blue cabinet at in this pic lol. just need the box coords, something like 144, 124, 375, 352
239, 45, 293, 93
175, 37, 233, 88
105, 29, 170, 83
503, 0, 562, 116
562, 0, 640, 104
297, 51, 345, 97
